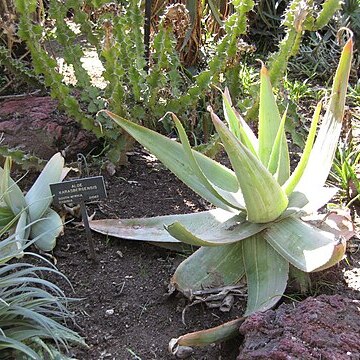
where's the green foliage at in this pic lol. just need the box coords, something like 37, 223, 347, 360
9, 0, 256, 162
0, 235, 85, 359
251, 0, 288, 40
0, 153, 65, 252
283, 76, 317, 103
331, 138, 360, 205
2, 0, 346, 163
15, 0, 101, 136
0, 146, 46, 171
0, 157, 83, 358
246, 0, 341, 119
0, 45, 44, 91
349, 79, 360, 104
342, 0, 360, 38
151, 0, 256, 130
288, 0, 360, 82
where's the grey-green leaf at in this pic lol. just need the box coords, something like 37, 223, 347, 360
30, 208, 63, 252
242, 234, 289, 316
165, 215, 267, 246
170, 317, 245, 350
173, 113, 244, 210
90, 209, 237, 243
211, 110, 289, 223
264, 216, 340, 272
0, 166, 27, 215
25, 153, 64, 221
222, 88, 258, 155
90, 208, 267, 247
294, 38, 352, 197
171, 243, 245, 297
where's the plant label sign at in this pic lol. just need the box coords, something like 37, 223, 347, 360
50, 176, 106, 262
50, 176, 107, 205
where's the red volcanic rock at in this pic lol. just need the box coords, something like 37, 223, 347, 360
0, 96, 99, 160
238, 295, 360, 360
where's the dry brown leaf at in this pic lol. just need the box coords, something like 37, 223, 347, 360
302, 208, 355, 241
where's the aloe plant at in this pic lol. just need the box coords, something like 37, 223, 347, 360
0, 153, 65, 252
92, 37, 352, 324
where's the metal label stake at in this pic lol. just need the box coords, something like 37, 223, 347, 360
80, 199, 97, 261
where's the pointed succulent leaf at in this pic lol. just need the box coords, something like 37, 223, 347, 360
4, 211, 29, 259
105, 111, 241, 211
294, 38, 353, 197
172, 113, 244, 210
267, 108, 290, 184
211, 110, 289, 223
222, 88, 241, 138
169, 317, 245, 351
90, 218, 180, 243
284, 101, 322, 195
0, 234, 25, 264
30, 208, 63, 252
264, 216, 342, 272
90, 208, 266, 245
282, 191, 310, 216
222, 88, 258, 155
90, 209, 236, 243
165, 216, 267, 246
14, 210, 29, 245
25, 152, 64, 221
258, 64, 290, 181
171, 243, 245, 296
0, 159, 27, 215
242, 234, 289, 316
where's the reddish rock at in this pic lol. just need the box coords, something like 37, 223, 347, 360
0, 96, 58, 120
0, 96, 99, 160
238, 295, 360, 360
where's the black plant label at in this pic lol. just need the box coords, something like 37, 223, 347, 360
50, 176, 107, 205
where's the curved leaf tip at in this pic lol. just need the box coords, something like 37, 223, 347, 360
260, 63, 269, 77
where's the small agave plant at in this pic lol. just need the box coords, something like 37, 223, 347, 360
0, 153, 65, 252
91, 38, 352, 342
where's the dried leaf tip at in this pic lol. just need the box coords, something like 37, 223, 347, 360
337, 27, 354, 50
223, 87, 233, 104
257, 60, 268, 76
261, 65, 269, 77
209, 108, 222, 126
343, 37, 353, 53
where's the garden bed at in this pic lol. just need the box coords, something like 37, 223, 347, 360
38, 149, 245, 360
46, 150, 360, 360
1, 96, 360, 359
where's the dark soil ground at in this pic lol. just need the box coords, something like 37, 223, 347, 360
1, 96, 360, 360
